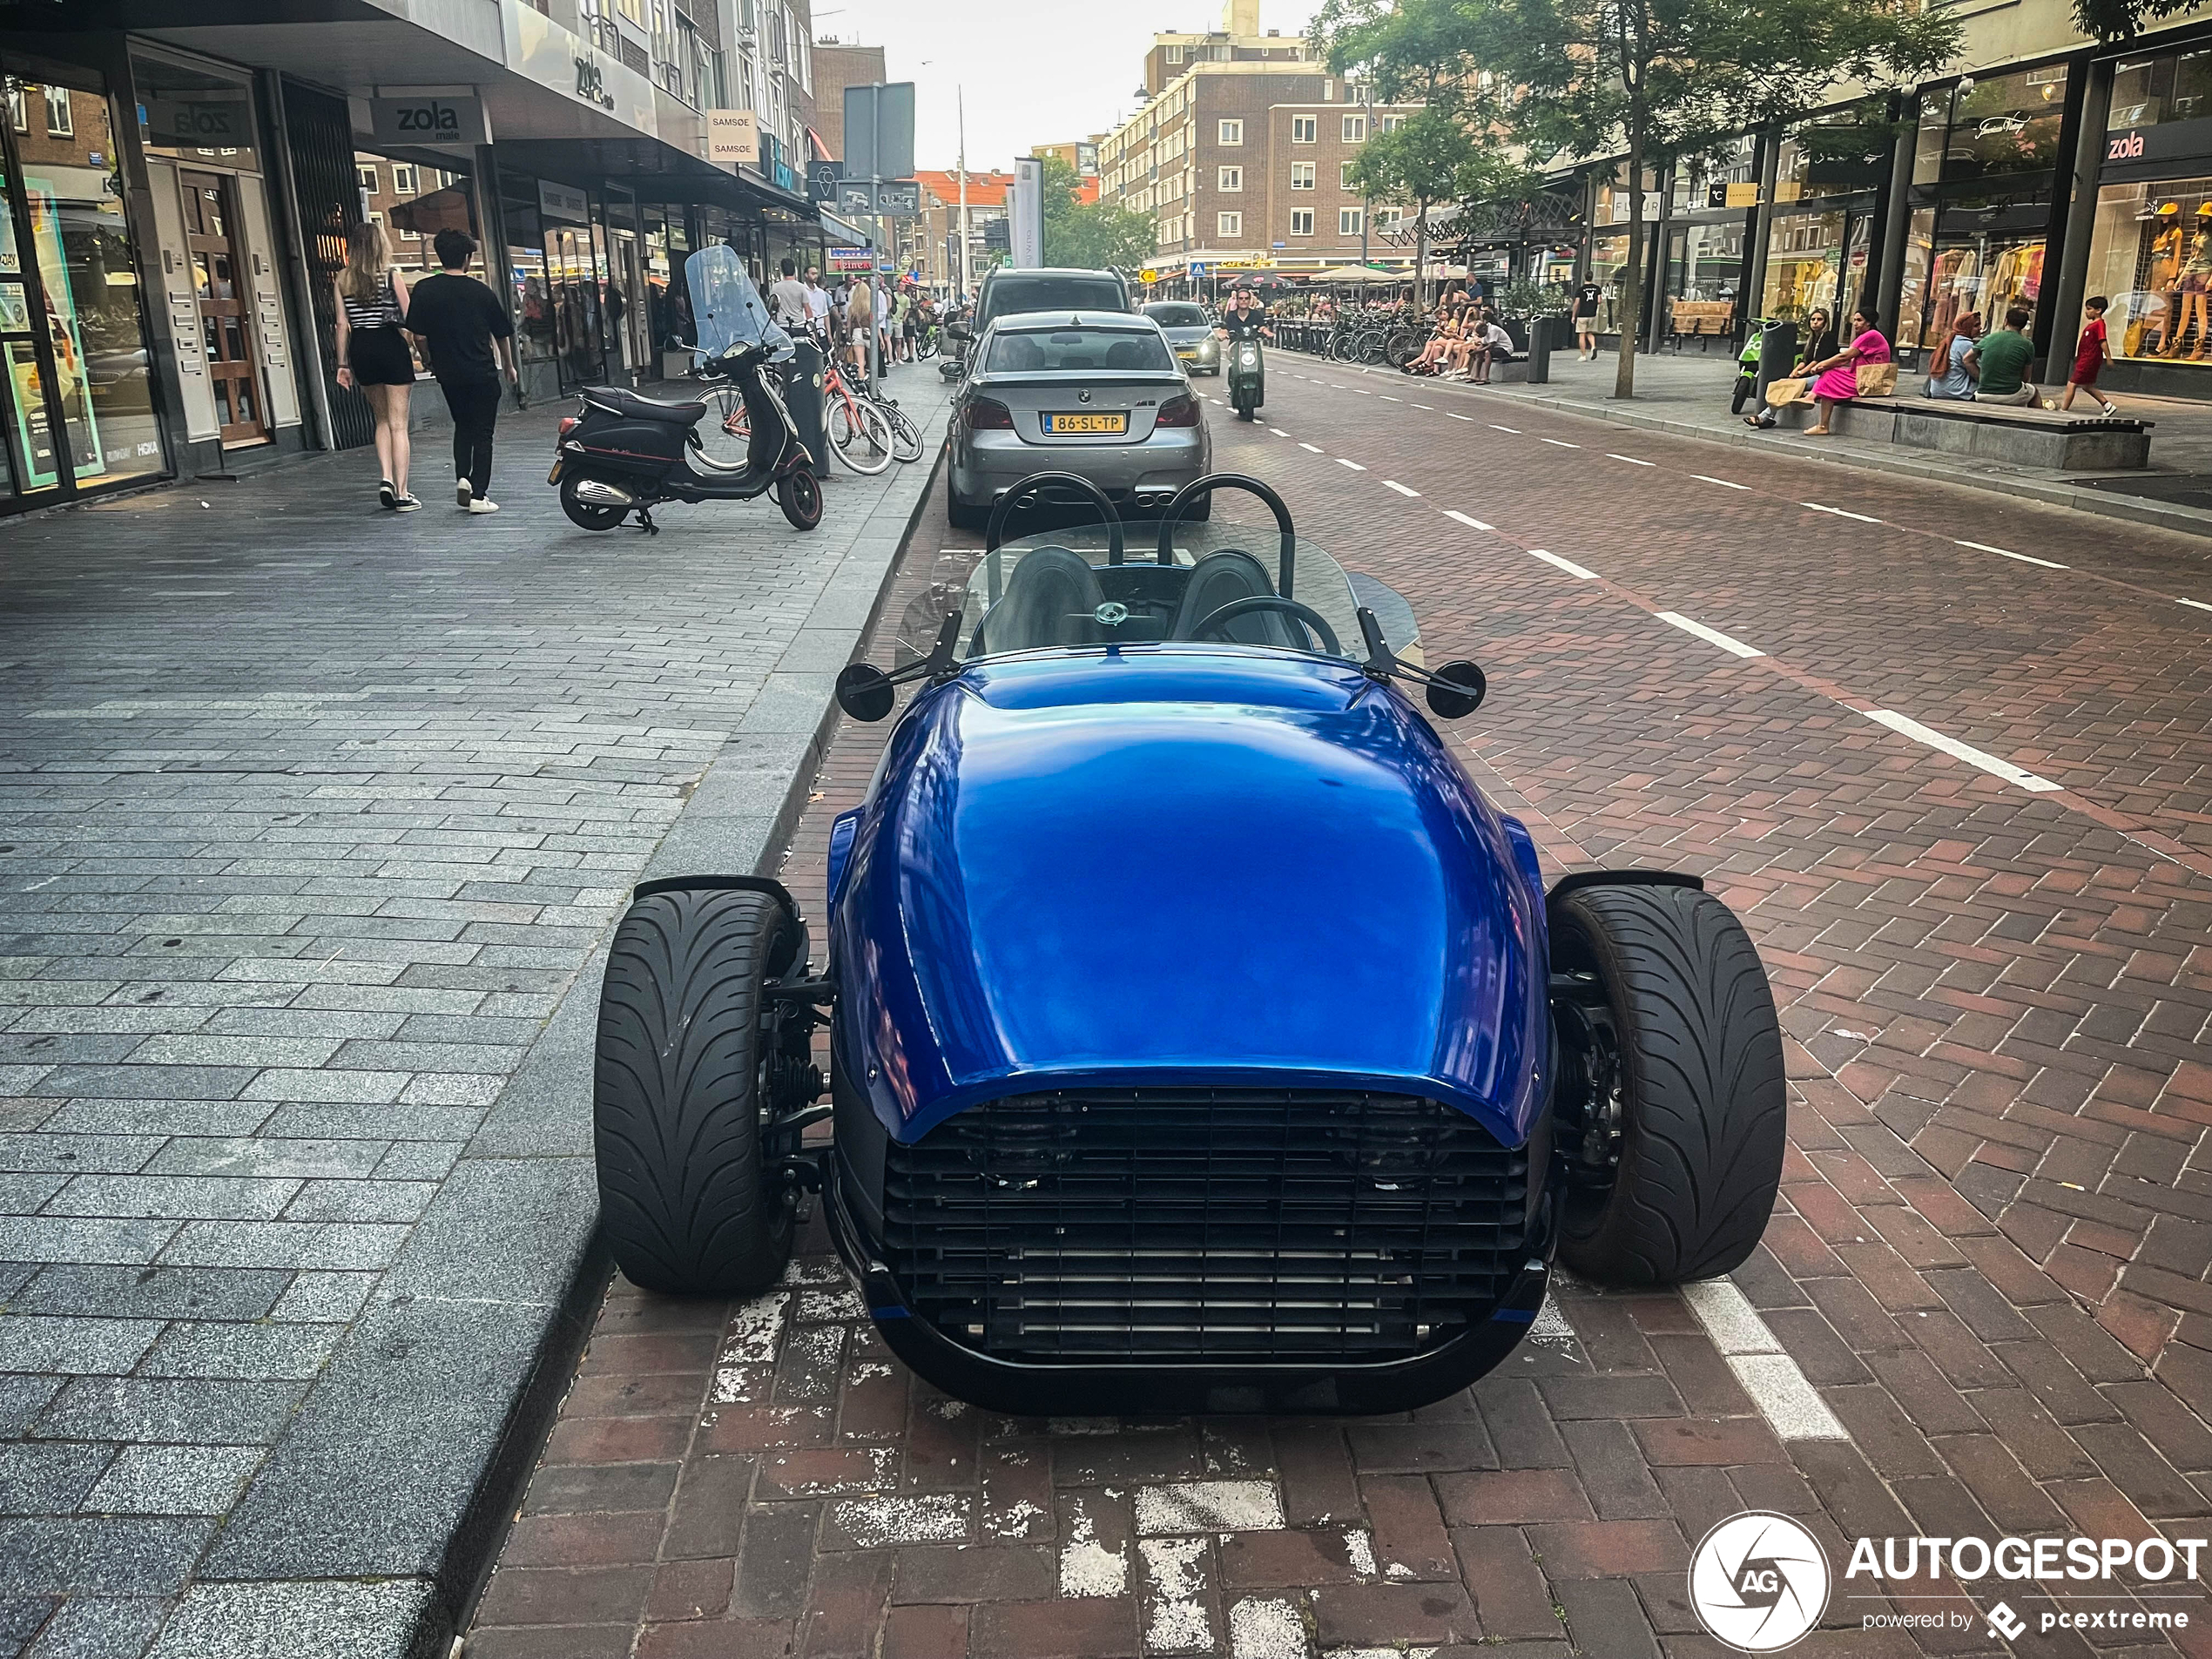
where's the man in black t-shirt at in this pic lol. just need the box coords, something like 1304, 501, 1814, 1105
1573, 280, 1604, 361
405, 228, 518, 514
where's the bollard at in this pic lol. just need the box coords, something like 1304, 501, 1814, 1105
1525, 315, 1552, 385
787, 336, 830, 481
1753, 319, 1798, 410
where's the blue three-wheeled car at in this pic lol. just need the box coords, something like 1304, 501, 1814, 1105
591, 473, 1784, 1413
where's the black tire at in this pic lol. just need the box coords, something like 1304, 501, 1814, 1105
560, 472, 628, 531
1551, 882, 1784, 1287
594, 888, 803, 1296
778, 469, 822, 530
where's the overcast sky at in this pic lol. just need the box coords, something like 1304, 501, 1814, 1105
814, 0, 1324, 175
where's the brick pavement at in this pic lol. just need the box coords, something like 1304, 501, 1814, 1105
0, 372, 948, 1659
470, 374, 2212, 1657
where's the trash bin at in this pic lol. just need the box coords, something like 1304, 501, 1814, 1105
1526, 315, 1553, 385
786, 336, 829, 480
1753, 320, 1797, 410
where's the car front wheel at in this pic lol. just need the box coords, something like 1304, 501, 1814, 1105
594, 887, 807, 1296
1549, 880, 1784, 1287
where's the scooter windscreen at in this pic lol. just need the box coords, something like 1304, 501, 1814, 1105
688, 246, 792, 364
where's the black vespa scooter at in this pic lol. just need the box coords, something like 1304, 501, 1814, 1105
550, 339, 820, 533
1224, 330, 1265, 420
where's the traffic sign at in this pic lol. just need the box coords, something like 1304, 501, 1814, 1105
874, 181, 921, 217
807, 159, 845, 202
838, 183, 875, 215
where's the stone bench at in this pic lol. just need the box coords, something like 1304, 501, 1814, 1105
1773, 394, 2153, 469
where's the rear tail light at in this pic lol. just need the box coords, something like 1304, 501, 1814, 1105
556, 416, 577, 442
1155, 394, 1199, 428
966, 397, 1015, 430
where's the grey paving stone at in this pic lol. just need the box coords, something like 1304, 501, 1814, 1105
42, 1177, 300, 1223
8, 1266, 290, 1323
21, 1595, 167, 1659
0, 1518, 212, 1595
154, 1221, 407, 1271
0, 1136, 168, 1176
266, 1272, 377, 1324
142, 1579, 434, 1659
0, 1316, 165, 1377
0, 1446, 114, 1517
0, 1602, 56, 1656
0, 1379, 61, 1439
279, 1180, 434, 1224
35, 1379, 307, 1446
137, 1322, 341, 1381
80, 1447, 263, 1518
0, 1220, 178, 1267
141, 1139, 386, 1180
29, 1069, 255, 1101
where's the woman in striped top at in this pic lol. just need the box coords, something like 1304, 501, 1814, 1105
334, 220, 421, 510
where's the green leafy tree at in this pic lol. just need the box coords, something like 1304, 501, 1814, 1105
1346, 111, 1534, 317
1036, 154, 1159, 272
1323, 0, 1958, 396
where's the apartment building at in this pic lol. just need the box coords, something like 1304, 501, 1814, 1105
914, 169, 1013, 294
812, 41, 887, 160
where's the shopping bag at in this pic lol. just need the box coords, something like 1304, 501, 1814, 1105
1764, 375, 1810, 407
1855, 361, 1898, 397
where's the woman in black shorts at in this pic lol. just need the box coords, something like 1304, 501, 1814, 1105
334, 220, 421, 510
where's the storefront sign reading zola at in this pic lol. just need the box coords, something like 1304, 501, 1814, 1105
145, 95, 252, 145
574, 51, 615, 111
368, 95, 489, 148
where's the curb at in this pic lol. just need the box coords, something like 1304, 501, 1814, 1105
1305, 356, 2212, 542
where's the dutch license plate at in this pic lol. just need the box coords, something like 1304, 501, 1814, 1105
547, 459, 564, 485
1044, 411, 1127, 435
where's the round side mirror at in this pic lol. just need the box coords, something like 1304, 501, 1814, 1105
835, 663, 896, 722
1426, 661, 1487, 720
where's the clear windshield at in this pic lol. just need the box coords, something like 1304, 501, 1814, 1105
686, 246, 792, 362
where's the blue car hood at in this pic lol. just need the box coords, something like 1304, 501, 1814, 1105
829, 649, 1548, 1145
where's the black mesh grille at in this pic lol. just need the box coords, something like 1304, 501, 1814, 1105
883, 1089, 1528, 1362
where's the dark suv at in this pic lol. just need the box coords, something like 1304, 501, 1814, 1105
944, 267, 1131, 375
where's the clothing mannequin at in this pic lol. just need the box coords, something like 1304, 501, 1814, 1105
2170, 213, 2212, 359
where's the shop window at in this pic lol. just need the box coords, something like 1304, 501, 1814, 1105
1945, 66, 2067, 181
1291, 162, 1314, 190
1290, 209, 1314, 235
1905, 190, 2050, 349
1217, 211, 1242, 238
2085, 179, 2212, 362
1760, 208, 1849, 321
43, 86, 72, 138
1913, 88, 1952, 186
2110, 47, 2212, 129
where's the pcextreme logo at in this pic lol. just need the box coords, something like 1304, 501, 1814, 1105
1689, 1514, 2209, 1650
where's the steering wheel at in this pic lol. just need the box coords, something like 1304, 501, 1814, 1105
1190, 596, 1340, 656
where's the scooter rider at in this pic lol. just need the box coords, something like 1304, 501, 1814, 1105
1217, 285, 1272, 418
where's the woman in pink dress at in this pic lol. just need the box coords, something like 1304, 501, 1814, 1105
1802, 307, 1891, 436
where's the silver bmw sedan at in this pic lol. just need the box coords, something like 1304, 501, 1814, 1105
948, 311, 1211, 531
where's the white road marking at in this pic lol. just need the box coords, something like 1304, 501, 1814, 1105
1539, 437, 1580, 448
1382, 480, 1419, 497
1379, 395, 1402, 401
1682, 1278, 1849, 1442
1606, 453, 1655, 466
1446, 411, 1474, 421
1443, 510, 1493, 531
1269, 428, 1289, 436
1863, 709, 2061, 792
1411, 403, 1434, 410
1804, 502, 1882, 523
1528, 549, 1598, 580
1656, 610, 1765, 658
1956, 538, 2067, 569
1336, 457, 1367, 470
1298, 442, 1324, 453
1489, 423, 1521, 433
2182, 598, 2212, 613
1692, 474, 1751, 490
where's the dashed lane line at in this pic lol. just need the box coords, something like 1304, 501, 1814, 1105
1692, 475, 1751, 490
1957, 539, 2067, 570
1804, 502, 1882, 523
1489, 423, 1521, 434
1443, 509, 1494, 532
1269, 428, 1290, 437
1656, 610, 1766, 658
1382, 480, 1420, 498
2182, 598, 2212, 614
1411, 403, 1434, 410
1446, 412, 1474, 421
1298, 442, 1324, 453
1862, 709, 2061, 793
1606, 454, 1655, 467
1683, 1280, 1849, 1442
1539, 438, 1580, 448
1379, 395, 1403, 402
1337, 458, 1367, 471
1527, 550, 1598, 580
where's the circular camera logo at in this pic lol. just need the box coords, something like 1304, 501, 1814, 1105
1688, 1511, 1831, 1653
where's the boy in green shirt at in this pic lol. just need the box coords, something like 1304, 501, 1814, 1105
1968, 307, 2039, 406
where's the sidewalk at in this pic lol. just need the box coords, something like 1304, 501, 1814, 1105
0, 374, 948, 1659
1344, 346, 2212, 538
